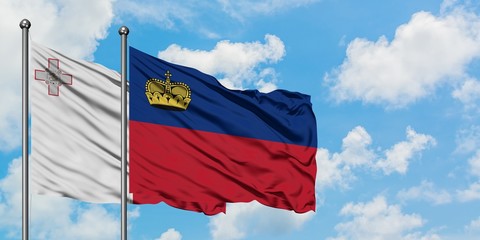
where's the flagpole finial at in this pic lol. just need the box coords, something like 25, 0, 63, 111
119, 26, 129, 36
19, 19, 31, 29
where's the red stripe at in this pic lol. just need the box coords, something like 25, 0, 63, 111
129, 120, 317, 215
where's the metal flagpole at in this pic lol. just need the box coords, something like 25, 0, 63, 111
119, 25, 129, 240
20, 18, 31, 240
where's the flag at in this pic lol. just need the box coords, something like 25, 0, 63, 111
129, 47, 317, 215
31, 41, 123, 203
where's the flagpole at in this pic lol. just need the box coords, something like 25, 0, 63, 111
119, 25, 129, 240
20, 18, 31, 240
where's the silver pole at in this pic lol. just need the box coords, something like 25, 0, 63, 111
20, 18, 31, 240
119, 26, 129, 240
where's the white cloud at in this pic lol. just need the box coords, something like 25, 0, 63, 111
468, 150, 480, 178
457, 182, 480, 202
155, 228, 182, 240
0, 158, 23, 230
375, 127, 436, 175
0, 0, 115, 151
46, 204, 119, 240
127, 206, 140, 219
0, 157, 119, 239
339, 126, 376, 167
456, 142, 480, 202
455, 125, 480, 154
208, 201, 314, 240
316, 126, 436, 191
126, 206, 141, 232
403, 232, 442, 240
17, 0, 114, 60
326, 8, 480, 108
452, 78, 480, 111
116, 1, 319, 38
158, 34, 285, 92
115, 0, 194, 29
315, 148, 353, 191
328, 196, 431, 240
316, 126, 375, 190
217, 0, 319, 21
465, 217, 480, 233
440, 0, 460, 13
396, 180, 452, 205
435, 216, 480, 240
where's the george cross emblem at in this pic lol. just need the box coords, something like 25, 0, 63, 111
34, 58, 73, 96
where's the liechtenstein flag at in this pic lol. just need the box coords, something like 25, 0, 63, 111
129, 47, 317, 215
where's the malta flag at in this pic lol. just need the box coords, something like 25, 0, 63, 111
31, 41, 123, 203
129, 47, 317, 215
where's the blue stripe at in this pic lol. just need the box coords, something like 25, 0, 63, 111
129, 47, 317, 147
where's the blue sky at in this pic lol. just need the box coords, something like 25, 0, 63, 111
1, 0, 480, 239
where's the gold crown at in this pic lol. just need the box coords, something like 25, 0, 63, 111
145, 71, 191, 110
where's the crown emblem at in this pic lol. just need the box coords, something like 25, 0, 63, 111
145, 71, 191, 110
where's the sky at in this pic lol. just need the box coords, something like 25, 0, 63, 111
1, 0, 480, 239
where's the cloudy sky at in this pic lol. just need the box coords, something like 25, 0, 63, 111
1, 0, 480, 239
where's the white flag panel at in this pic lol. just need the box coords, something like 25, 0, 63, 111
31, 41, 124, 203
